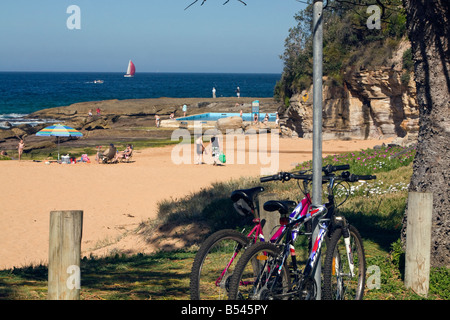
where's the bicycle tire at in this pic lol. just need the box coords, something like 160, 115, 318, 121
190, 229, 250, 300
322, 224, 366, 300
228, 242, 291, 300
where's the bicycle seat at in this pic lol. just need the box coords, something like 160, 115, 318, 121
263, 200, 297, 216
230, 186, 265, 208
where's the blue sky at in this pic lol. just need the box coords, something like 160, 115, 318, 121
0, 0, 306, 73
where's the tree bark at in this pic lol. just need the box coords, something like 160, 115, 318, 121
401, 0, 450, 267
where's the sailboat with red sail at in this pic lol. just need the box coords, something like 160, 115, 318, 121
124, 60, 135, 77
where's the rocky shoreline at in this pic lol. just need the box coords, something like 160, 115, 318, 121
0, 97, 282, 155
1, 82, 418, 157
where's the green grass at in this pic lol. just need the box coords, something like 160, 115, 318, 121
297, 144, 416, 175
1, 144, 448, 300
0, 252, 195, 300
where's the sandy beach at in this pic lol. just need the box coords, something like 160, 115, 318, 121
0, 135, 393, 270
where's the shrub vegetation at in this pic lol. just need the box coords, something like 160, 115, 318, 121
274, 0, 408, 102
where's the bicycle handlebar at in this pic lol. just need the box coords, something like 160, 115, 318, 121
346, 173, 377, 182
260, 165, 376, 184
260, 172, 286, 182
322, 164, 350, 174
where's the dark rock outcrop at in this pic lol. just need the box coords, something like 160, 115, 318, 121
0, 97, 281, 154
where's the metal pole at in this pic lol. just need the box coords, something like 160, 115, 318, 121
312, 0, 323, 300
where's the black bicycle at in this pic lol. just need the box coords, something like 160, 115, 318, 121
227, 165, 375, 300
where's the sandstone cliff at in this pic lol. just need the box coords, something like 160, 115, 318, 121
279, 42, 419, 146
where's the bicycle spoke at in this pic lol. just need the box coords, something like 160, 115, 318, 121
190, 230, 249, 300
323, 225, 366, 300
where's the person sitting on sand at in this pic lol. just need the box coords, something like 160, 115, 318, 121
95, 146, 102, 163
95, 144, 116, 163
115, 144, 133, 162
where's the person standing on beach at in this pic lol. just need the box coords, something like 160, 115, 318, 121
212, 87, 216, 98
195, 135, 206, 164
17, 139, 24, 160
210, 135, 221, 165
182, 104, 187, 117
254, 113, 258, 124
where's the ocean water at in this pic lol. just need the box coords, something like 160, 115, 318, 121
0, 72, 280, 128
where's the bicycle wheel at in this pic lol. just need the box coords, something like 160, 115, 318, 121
228, 242, 291, 300
322, 224, 366, 300
190, 229, 250, 300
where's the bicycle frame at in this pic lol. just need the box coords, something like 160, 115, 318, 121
275, 205, 328, 279
243, 204, 328, 300
258, 177, 345, 298
269, 194, 312, 243
215, 191, 312, 289
302, 210, 329, 278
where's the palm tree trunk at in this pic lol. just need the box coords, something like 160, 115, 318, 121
401, 0, 450, 267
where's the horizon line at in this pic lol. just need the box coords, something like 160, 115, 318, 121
0, 70, 282, 75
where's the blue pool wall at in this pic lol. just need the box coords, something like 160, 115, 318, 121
176, 112, 277, 122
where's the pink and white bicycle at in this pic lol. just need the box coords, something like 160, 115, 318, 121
189, 179, 313, 300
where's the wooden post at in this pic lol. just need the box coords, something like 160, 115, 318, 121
405, 192, 432, 297
48, 210, 83, 300
259, 193, 279, 240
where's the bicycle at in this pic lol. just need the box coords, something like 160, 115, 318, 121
227, 165, 376, 300
190, 183, 313, 300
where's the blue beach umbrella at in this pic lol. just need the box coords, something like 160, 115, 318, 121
36, 124, 83, 160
